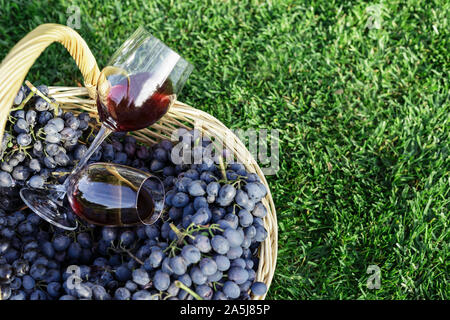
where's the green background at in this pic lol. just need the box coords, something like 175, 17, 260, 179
0, 0, 448, 299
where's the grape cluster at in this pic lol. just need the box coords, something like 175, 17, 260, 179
0, 83, 269, 300
0, 84, 92, 210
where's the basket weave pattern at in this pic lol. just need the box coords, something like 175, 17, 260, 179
0, 24, 277, 299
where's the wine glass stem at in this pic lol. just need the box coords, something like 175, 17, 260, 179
58, 124, 113, 196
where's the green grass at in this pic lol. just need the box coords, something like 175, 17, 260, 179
1, 0, 448, 299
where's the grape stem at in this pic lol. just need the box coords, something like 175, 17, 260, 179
24, 80, 60, 116
174, 280, 203, 300
9, 90, 35, 112
109, 243, 144, 265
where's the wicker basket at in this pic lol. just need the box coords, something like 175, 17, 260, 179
0, 24, 277, 300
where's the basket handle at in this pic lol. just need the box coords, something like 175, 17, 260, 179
0, 23, 101, 141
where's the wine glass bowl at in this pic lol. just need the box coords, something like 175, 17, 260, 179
67, 163, 165, 227
96, 27, 193, 132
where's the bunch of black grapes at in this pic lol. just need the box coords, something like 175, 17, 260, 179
0, 84, 93, 211
0, 82, 269, 300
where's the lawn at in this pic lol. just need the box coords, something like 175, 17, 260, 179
0, 0, 448, 299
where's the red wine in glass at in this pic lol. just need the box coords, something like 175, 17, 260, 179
97, 72, 175, 132
67, 163, 163, 227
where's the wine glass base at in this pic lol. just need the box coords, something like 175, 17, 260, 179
20, 188, 78, 231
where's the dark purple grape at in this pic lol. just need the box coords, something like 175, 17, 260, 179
136, 145, 150, 160
73, 145, 87, 160
191, 207, 211, 225
147, 247, 165, 268
14, 118, 29, 134
13, 110, 25, 119
168, 207, 182, 220
47, 118, 64, 132
213, 290, 227, 300
153, 148, 167, 162
78, 120, 89, 131
252, 202, 267, 218
211, 235, 230, 255
150, 159, 164, 171
36, 84, 49, 96
226, 246, 243, 260
244, 182, 267, 202
65, 116, 80, 130
22, 275, 36, 290
183, 169, 199, 180
25, 110, 37, 125
199, 257, 217, 276
34, 97, 49, 111
114, 287, 131, 300
217, 184, 236, 206
193, 234, 211, 253
223, 281, 240, 299
206, 181, 219, 197
28, 175, 44, 189
102, 144, 114, 161
12, 165, 30, 181
196, 284, 213, 300
190, 266, 207, 285
1, 162, 13, 173
114, 152, 127, 165
181, 245, 201, 264
13, 87, 25, 106
54, 151, 70, 166
193, 197, 208, 210
175, 177, 192, 193
101, 227, 117, 243
228, 267, 248, 285
255, 225, 268, 242
60, 127, 76, 141
238, 209, 253, 227
43, 156, 57, 169
52, 235, 71, 251
38, 111, 52, 125
132, 268, 150, 286
67, 242, 82, 260
171, 192, 189, 208
114, 265, 132, 282
132, 290, 154, 300
159, 139, 173, 151
47, 282, 61, 298
124, 142, 136, 157
119, 230, 135, 247
223, 228, 243, 247
251, 282, 267, 296
0, 171, 15, 187
78, 112, 90, 122
169, 256, 187, 276
187, 180, 206, 197
45, 132, 62, 144
44, 144, 59, 157
214, 255, 230, 272
28, 159, 41, 172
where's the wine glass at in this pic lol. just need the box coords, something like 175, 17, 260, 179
19, 27, 193, 230
21, 163, 165, 228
